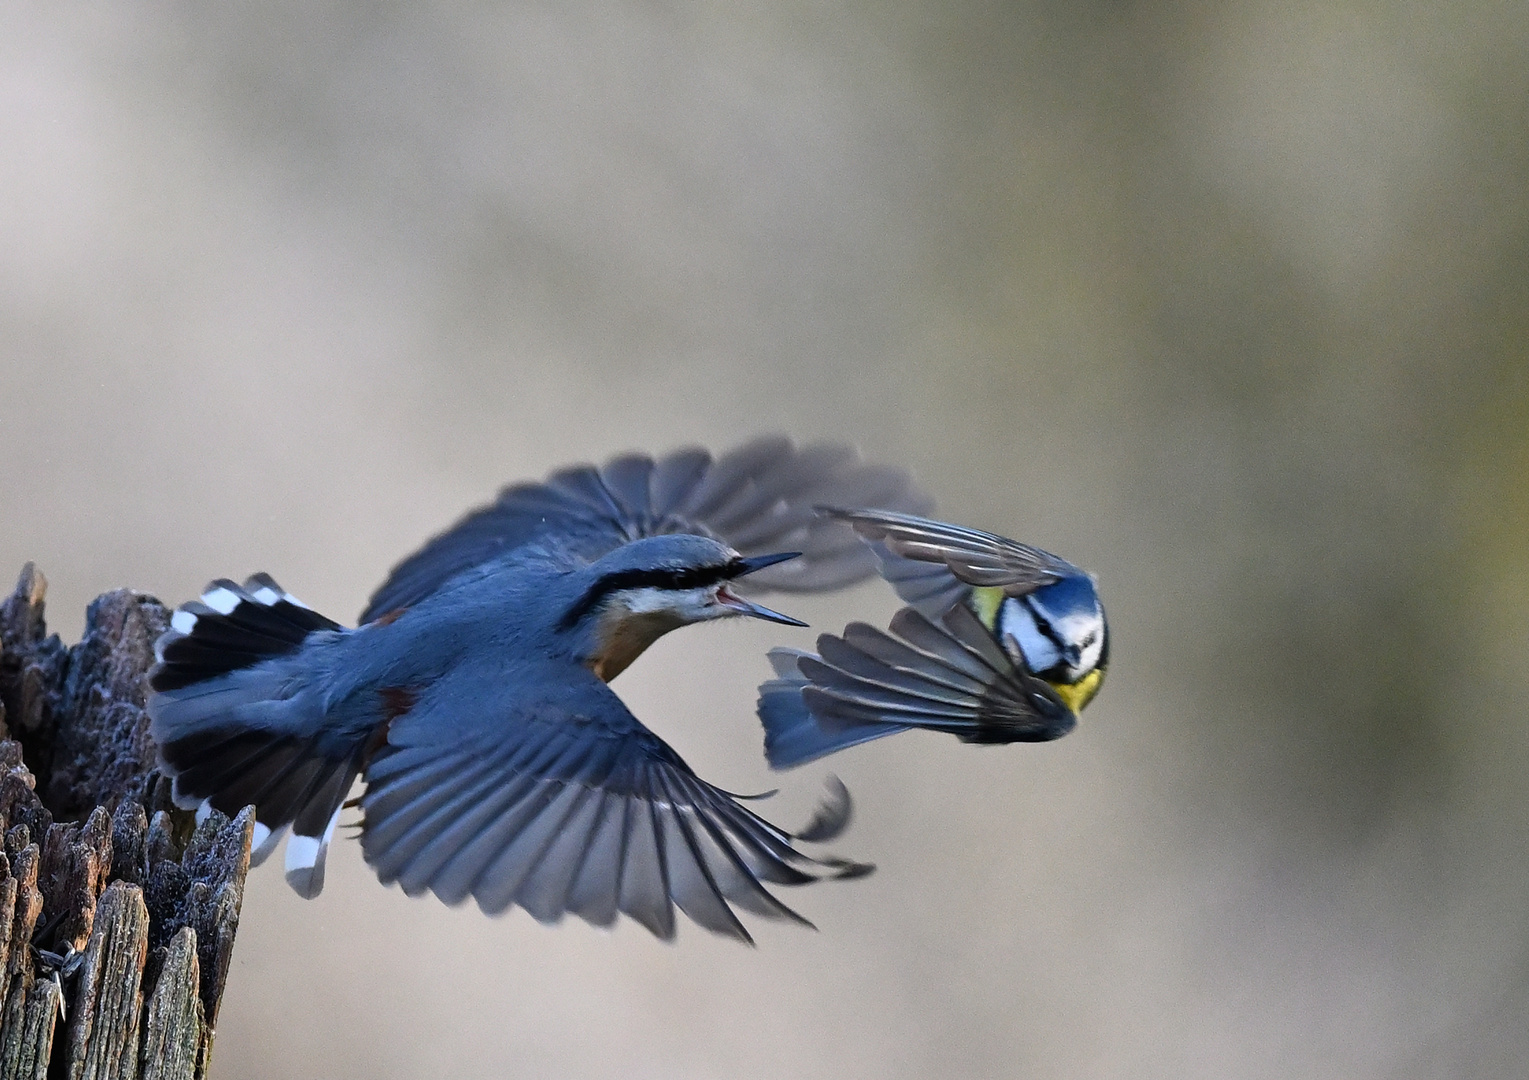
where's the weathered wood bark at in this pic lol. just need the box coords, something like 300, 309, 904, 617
139, 929, 201, 1080
0, 565, 252, 1079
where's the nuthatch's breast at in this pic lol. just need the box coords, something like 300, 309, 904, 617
586, 603, 687, 682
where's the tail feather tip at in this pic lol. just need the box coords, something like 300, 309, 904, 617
283, 808, 342, 900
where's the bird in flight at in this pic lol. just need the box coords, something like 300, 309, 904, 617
149, 438, 929, 943
758, 508, 1108, 769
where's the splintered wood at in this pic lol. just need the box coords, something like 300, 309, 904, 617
0, 565, 254, 1080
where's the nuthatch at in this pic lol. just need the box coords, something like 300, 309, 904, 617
149, 438, 929, 943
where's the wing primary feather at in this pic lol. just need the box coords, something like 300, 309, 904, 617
513, 784, 604, 924
937, 604, 1019, 671
618, 775, 675, 940
797, 663, 985, 719
651, 770, 754, 943
394, 770, 544, 901
889, 608, 1009, 681
815, 636, 985, 707
598, 455, 657, 522
544, 465, 628, 526
667, 774, 816, 926
674, 778, 821, 887
565, 789, 627, 928
706, 444, 853, 535
471, 781, 591, 915
675, 437, 793, 520
818, 507, 1076, 593
447, 735, 601, 907
364, 752, 518, 884
648, 447, 712, 519
801, 685, 985, 730
838, 623, 990, 694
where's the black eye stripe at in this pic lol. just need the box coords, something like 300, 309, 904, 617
1022, 596, 1071, 654
558, 558, 743, 630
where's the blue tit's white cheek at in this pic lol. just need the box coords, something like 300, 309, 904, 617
998, 597, 1060, 674
1054, 611, 1106, 676
1075, 614, 1106, 674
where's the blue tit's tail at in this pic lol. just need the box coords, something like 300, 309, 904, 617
757, 649, 911, 769
149, 575, 362, 898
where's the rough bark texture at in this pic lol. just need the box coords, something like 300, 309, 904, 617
0, 565, 252, 1080
139, 928, 202, 1080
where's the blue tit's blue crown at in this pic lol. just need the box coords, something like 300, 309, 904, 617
997, 573, 1108, 688
1029, 574, 1103, 628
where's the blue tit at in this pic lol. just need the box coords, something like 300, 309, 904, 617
758, 509, 1107, 769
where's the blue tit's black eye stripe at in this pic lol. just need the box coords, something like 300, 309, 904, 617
1021, 594, 1071, 658
557, 558, 745, 631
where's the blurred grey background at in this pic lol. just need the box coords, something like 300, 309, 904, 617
3, 2, 1528, 1077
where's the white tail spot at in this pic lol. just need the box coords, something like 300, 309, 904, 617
170, 609, 199, 635
201, 587, 241, 615
251, 821, 289, 867
284, 807, 343, 899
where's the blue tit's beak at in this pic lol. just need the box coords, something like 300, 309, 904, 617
720, 552, 809, 626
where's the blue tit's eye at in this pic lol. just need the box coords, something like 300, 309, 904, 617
998, 597, 1061, 675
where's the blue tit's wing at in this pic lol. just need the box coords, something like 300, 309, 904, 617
359, 662, 870, 943
361, 437, 932, 622
817, 508, 1084, 618
758, 604, 1075, 768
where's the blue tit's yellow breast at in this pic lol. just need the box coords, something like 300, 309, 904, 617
1047, 667, 1104, 715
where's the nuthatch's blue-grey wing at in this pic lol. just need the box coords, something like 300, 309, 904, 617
758, 604, 1075, 769
816, 508, 1085, 619
361, 437, 931, 623
360, 662, 870, 943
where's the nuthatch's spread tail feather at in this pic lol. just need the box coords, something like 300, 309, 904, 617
150, 575, 360, 897
151, 573, 341, 690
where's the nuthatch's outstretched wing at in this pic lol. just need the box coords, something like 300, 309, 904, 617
816, 508, 1085, 619
361, 663, 869, 943
361, 438, 931, 623
758, 604, 1075, 769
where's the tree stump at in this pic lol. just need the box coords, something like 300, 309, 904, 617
0, 564, 252, 1080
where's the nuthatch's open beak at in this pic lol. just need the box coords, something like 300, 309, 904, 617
719, 552, 809, 626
